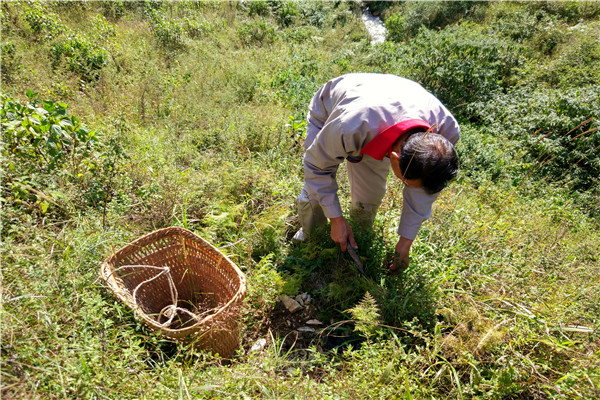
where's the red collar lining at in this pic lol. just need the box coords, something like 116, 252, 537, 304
360, 119, 431, 160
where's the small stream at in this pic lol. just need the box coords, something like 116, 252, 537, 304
361, 8, 387, 45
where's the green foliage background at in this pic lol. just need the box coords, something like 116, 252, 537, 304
2, 1, 599, 399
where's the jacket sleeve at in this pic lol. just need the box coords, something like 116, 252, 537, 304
397, 187, 440, 240
302, 114, 349, 219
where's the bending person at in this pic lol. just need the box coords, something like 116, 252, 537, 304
293, 73, 460, 273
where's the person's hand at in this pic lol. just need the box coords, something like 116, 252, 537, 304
389, 237, 413, 275
330, 216, 356, 252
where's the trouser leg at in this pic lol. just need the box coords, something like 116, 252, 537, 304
347, 156, 390, 229
296, 184, 328, 234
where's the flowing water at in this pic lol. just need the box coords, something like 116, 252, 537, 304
361, 8, 387, 45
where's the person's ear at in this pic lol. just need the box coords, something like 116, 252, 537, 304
390, 150, 401, 161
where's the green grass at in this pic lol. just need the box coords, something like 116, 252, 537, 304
2, 1, 599, 399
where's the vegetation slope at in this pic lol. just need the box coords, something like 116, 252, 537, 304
2, 1, 599, 398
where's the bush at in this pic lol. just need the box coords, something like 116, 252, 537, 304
91, 14, 117, 45
468, 86, 600, 192
99, 0, 126, 21
297, 1, 330, 28
485, 7, 540, 42
273, 0, 299, 27
145, 7, 187, 49
395, 23, 525, 111
2, 91, 99, 175
239, 0, 271, 17
1, 41, 21, 83
531, 29, 600, 88
385, 13, 408, 43
456, 124, 519, 186
526, 0, 600, 22
183, 16, 217, 39
1, 91, 100, 218
385, 1, 485, 43
24, 3, 66, 41
237, 20, 277, 47
270, 53, 321, 114
50, 34, 108, 81
1, 92, 129, 227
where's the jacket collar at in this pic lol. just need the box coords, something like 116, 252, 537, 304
360, 119, 431, 160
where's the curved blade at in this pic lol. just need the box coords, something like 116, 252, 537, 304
346, 240, 365, 275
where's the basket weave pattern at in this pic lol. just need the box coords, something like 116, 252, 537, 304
101, 227, 247, 358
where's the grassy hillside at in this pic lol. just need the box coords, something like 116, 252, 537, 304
2, 1, 599, 398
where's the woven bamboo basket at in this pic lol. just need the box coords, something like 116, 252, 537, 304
100, 227, 247, 359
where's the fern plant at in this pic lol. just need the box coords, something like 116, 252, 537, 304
345, 291, 382, 340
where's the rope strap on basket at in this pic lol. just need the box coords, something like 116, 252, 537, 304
108, 264, 214, 329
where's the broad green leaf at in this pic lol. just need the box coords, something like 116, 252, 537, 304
46, 139, 58, 156
50, 124, 66, 138
35, 107, 48, 115
60, 117, 73, 127
4, 120, 21, 130
43, 100, 55, 112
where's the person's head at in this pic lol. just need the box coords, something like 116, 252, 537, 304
389, 131, 459, 194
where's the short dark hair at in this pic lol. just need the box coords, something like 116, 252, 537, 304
399, 132, 459, 194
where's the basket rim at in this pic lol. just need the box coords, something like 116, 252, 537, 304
100, 227, 247, 334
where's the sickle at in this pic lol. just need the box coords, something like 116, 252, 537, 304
346, 240, 365, 275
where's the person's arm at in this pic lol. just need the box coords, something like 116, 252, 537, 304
304, 131, 358, 251
398, 186, 439, 239
303, 111, 367, 251
391, 187, 439, 272
390, 236, 413, 274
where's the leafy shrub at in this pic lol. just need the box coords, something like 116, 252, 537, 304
1, 92, 129, 227
50, 34, 108, 81
385, 1, 485, 43
297, 1, 330, 28
485, 8, 542, 43
270, 54, 321, 114
384, 13, 409, 43
24, 3, 66, 41
2, 91, 99, 174
182, 16, 216, 39
529, 17, 565, 56
394, 23, 525, 111
145, 7, 187, 49
455, 124, 519, 186
468, 86, 600, 192
100, 0, 126, 21
1, 42, 21, 83
485, 4, 597, 55
363, 41, 404, 73
1, 91, 100, 216
273, 0, 299, 27
526, 0, 600, 22
237, 20, 277, 46
530, 29, 600, 88
281, 26, 319, 44
91, 14, 118, 44
239, 0, 271, 17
